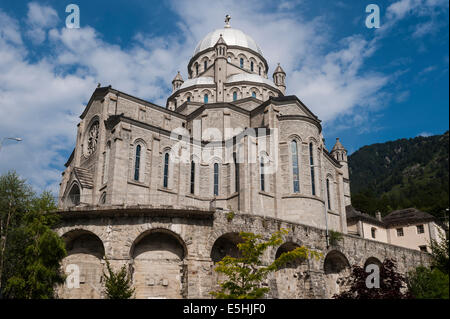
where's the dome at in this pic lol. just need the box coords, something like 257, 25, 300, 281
179, 76, 215, 90
226, 73, 277, 89
193, 28, 263, 57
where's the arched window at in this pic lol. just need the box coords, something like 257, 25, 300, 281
326, 178, 331, 210
187, 96, 191, 102
190, 161, 195, 194
291, 140, 300, 193
99, 192, 106, 205
213, 163, 219, 196
227, 56, 231, 63
134, 145, 141, 181
258, 66, 261, 76
67, 184, 80, 207
252, 91, 256, 98
163, 153, 170, 188
233, 91, 237, 101
102, 142, 110, 184
309, 143, 316, 196
240, 58, 244, 68
204, 60, 207, 71
195, 63, 199, 75
250, 61, 254, 72
260, 159, 265, 192
234, 153, 239, 193
204, 94, 208, 104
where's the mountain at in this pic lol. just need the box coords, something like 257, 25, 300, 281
348, 131, 449, 219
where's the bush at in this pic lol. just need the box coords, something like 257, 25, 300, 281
407, 266, 449, 299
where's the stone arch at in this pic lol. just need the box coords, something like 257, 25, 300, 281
273, 241, 310, 298
364, 256, 383, 269
210, 232, 243, 263
58, 229, 105, 299
274, 242, 306, 266
65, 181, 81, 207
323, 250, 351, 298
130, 228, 187, 299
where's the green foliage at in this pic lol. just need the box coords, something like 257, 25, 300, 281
0, 179, 66, 299
226, 210, 235, 222
334, 259, 411, 299
210, 229, 321, 299
103, 259, 135, 299
407, 266, 449, 299
329, 230, 343, 246
349, 131, 449, 218
429, 230, 449, 274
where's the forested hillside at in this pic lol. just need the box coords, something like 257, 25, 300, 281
348, 131, 449, 219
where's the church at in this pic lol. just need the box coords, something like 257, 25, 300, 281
55, 17, 430, 299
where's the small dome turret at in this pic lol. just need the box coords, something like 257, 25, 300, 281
331, 138, 347, 162
273, 63, 286, 94
172, 71, 184, 92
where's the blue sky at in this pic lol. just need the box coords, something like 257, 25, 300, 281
0, 0, 448, 195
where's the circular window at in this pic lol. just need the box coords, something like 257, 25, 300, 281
86, 121, 99, 156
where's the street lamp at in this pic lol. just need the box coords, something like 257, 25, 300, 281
0, 137, 22, 152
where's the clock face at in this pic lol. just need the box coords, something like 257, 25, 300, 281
87, 121, 99, 156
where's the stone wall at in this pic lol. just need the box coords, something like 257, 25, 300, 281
55, 207, 430, 299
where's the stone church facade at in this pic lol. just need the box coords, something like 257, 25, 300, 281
55, 18, 429, 299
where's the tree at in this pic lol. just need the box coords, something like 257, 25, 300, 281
103, 259, 135, 299
2, 191, 66, 298
210, 229, 321, 299
0, 172, 66, 299
0, 171, 34, 294
407, 266, 449, 299
333, 258, 411, 299
429, 230, 449, 274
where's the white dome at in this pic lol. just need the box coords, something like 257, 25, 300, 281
226, 73, 277, 89
193, 28, 263, 57
179, 76, 214, 90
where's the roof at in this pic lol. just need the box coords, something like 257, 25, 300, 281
179, 76, 215, 90
226, 73, 277, 89
73, 167, 93, 189
331, 138, 345, 152
383, 208, 435, 227
172, 71, 184, 83
193, 27, 263, 56
273, 63, 285, 74
346, 205, 385, 227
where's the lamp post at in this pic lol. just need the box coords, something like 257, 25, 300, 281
0, 137, 22, 152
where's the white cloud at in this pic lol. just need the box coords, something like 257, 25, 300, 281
26, 2, 59, 44
382, 0, 448, 37
418, 131, 432, 137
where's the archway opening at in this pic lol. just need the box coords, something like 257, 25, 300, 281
323, 250, 351, 298
130, 229, 187, 299
67, 184, 80, 207
59, 230, 105, 299
210, 232, 243, 263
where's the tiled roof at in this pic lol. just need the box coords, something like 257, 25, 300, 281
383, 208, 435, 227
